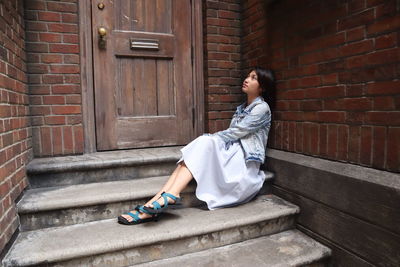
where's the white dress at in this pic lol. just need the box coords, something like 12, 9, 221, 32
176, 134, 267, 210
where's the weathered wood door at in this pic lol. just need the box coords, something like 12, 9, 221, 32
92, 0, 194, 150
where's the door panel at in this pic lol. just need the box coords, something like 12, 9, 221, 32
92, 0, 193, 150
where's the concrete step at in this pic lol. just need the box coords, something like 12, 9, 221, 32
133, 229, 331, 267
2, 194, 299, 267
26, 146, 185, 188
17, 175, 195, 231
17, 172, 275, 231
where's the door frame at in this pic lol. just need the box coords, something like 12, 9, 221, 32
78, 0, 205, 153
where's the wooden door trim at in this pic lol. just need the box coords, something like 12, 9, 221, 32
78, 1, 204, 153
191, 0, 205, 138
79, 1, 96, 153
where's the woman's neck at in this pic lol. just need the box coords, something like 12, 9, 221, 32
246, 95, 259, 107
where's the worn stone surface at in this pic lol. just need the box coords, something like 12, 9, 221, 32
133, 229, 331, 267
266, 149, 400, 190
2, 194, 299, 267
17, 176, 198, 231
17, 173, 275, 231
26, 146, 185, 188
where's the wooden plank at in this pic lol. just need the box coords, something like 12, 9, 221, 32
272, 184, 400, 267
117, 58, 134, 115
296, 224, 374, 267
266, 155, 400, 236
143, 58, 157, 116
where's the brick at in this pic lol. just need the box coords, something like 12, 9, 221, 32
375, 32, 397, 50
319, 124, 328, 157
372, 126, 386, 169
40, 127, 52, 155
366, 80, 400, 95
47, 2, 77, 13
41, 54, 62, 64
386, 127, 400, 171
48, 23, 78, 34
367, 47, 400, 66
339, 39, 374, 57
360, 126, 373, 165
42, 74, 64, 84
43, 95, 65, 105
73, 125, 84, 153
366, 111, 400, 125
373, 96, 395, 110
49, 44, 79, 54
319, 85, 345, 98
63, 126, 73, 154
38, 11, 61, 22
50, 65, 80, 74
51, 105, 81, 115
338, 9, 375, 31
327, 124, 338, 159
39, 33, 62, 43
337, 125, 349, 160
45, 116, 65, 125
62, 13, 78, 23
52, 127, 63, 155
317, 111, 346, 123
342, 97, 372, 111
367, 15, 400, 35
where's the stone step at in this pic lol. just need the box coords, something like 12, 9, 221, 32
26, 146, 185, 188
2, 194, 299, 267
17, 176, 197, 231
133, 229, 331, 267
17, 172, 275, 231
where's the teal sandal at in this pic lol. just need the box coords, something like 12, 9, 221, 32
118, 204, 163, 225
143, 191, 183, 214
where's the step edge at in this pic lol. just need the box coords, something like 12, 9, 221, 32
132, 229, 332, 267
17, 176, 274, 213
3, 198, 299, 266
27, 147, 185, 175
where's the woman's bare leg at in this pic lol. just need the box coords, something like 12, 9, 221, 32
146, 161, 193, 207
120, 162, 182, 221
121, 161, 193, 221
143, 162, 184, 207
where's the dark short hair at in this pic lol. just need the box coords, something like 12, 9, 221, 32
252, 66, 276, 112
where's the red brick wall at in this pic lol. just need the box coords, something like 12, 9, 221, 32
203, 0, 244, 133
24, 0, 83, 157
0, 0, 31, 253
242, 0, 400, 172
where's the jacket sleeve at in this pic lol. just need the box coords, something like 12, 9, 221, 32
213, 104, 271, 143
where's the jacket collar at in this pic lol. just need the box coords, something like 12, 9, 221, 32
237, 95, 264, 113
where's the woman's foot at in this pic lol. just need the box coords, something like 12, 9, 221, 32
119, 192, 180, 223
147, 192, 181, 209
120, 205, 153, 223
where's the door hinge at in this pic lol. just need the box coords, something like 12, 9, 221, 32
192, 107, 195, 128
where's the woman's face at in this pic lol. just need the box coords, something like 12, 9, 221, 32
242, 70, 261, 96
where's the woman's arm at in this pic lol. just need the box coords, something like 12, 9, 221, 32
213, 103, 271, 143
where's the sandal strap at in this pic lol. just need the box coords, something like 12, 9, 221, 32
126, 211, 139, 221
161, 192, 178, 201
137, 205, 153, 215
152, 199, 162, 210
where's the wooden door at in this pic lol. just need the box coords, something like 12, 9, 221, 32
92, 0, 194, 150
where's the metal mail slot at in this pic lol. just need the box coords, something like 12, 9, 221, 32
130, 38, 159, 50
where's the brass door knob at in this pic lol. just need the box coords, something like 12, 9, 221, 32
98, 27, 107, 37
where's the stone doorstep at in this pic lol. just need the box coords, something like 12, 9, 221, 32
17, 176, 201, 231
2, 194, 300, 267
18, 172, 274, 213
17, 169, 275, 231
26, 146, 185, 175
133, 229, 332, 267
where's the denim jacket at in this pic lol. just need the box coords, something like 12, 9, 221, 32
203, 95, 271, 164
